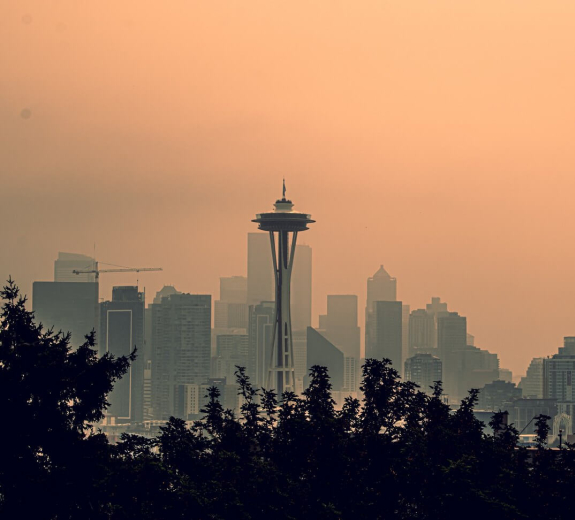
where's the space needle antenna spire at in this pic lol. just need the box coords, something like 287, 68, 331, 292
252, 185, 315, 396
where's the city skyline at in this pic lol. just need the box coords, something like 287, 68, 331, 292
4, 2, 575, 378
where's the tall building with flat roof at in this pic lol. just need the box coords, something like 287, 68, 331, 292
365, 266, 397, 362
519, 357, 544, 398
437, 312, 467, 397
324, 295, 360, 360
32, 281, 99, 349
291, 244, 312, 332
367, 301, 403, 374
247, 233, 274, 306
150, 293, 211, 421
213, 334, 248, 382
409, 309, 436, 356
220, 276, 247, 304
54, 252, 97, 282
404, 353, 442, 395
100, 286, 145, 423
247, 301, 275, 388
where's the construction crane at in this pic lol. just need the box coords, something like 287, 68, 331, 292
72, 266, 162, 280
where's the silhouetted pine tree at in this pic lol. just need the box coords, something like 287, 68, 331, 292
0, 279, 133, 518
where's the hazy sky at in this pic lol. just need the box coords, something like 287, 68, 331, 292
2, 1, 575, 376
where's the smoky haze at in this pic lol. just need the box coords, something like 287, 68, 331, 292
2, 1, 575, 376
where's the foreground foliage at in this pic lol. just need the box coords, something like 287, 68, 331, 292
1, 280, 574, 519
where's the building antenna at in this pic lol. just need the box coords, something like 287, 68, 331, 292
282, 178, 286, 200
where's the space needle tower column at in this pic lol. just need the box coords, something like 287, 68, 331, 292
253, 182, 315, 396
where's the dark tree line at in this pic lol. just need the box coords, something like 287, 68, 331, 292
1, 279, 574, 519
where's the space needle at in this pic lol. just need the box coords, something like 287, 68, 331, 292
253, 182, 315, 396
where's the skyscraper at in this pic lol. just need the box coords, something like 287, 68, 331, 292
409, 309, 436, 356
519, 357, 544, 398
150, 293, 211, 420
247, 233, 274, 306
252, 184, 314, 395
54, 252, 97, 282
543, 337, 575, 435
426, 297, 449, 350
100, 286, 145, 423
437, 312, 467, 397
291, 244, 312, 332
367, 300, 403, 373
402, 304, 410, 362
365, 265, 397, 360
324, 295, 360, 360
220, 276, 247, 303
248, 301, 275, 388
32, 281, 99, 349
366, 265, 397, 311
213, 334, 249, 382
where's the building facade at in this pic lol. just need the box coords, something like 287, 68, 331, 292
32, 281, 99, 349
404, 353, 442, 395
366, 300, 403, 374
100, 286, 145, 423
247, 233, 274, 306
150, 293, 211, 420
291, 244, 312, 333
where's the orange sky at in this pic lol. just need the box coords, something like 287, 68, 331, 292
2, 1, 575, 376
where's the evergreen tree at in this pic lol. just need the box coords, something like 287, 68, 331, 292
0, 279, 132, 518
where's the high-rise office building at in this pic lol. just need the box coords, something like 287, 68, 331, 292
213, 277, 248, 364
220, 276, 247, 303
100, 286, 145, 423
409, 309, 436, 356
54, 252, 97, 282
519, 357, 544, 398
499, 368, 513, 382
213, 334, 249, 382
150, 293, 211, 420
426, 297, 448, 318
306, 327, 344, 392
247, 302, 275, 388
543, 337, 575, 435
214, 302, 249, 329
215, 276, 249, 329
404, 353, 442, 395
32, 281, 99, 349
402, 304, 410, 362
324, 295, 361, 360
247, 233, 274, 306
426, 297, 449, 350
437, 312, 467, 396
153, 285, 181, 304
449, 344, 499, 403
293, 329, 308, 393
366, 265, 397, 312
291, 244, 312, 332
366, 300, 403, 374
252, 185, 315, 395
344, 356, 359, 393
365, 266, 397, 361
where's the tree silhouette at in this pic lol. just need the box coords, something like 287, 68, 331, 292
0, 279, 133, 518
4, 279, 575, 519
